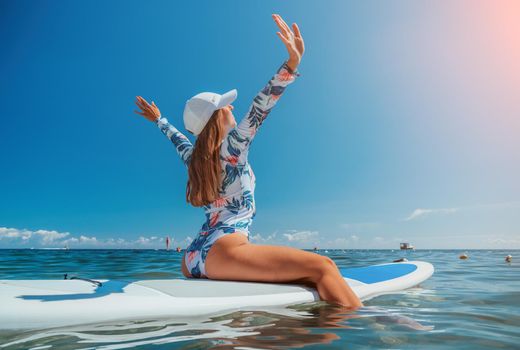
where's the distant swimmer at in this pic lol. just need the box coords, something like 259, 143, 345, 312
505, 255, 512, 263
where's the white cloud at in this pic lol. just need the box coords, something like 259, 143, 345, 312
0, 227, 181, 249
63, 237, 79, 244
404, 201, 520, 222
404, 207, 458, 221
282, 230, 319, 243
0, 227, 71, 245
249, 229, 321, 248
79, 235, 98, 244
6, 225, 515, 250
34, 229, 70, 244
0, 227, 32, 240
136, 236, 150, 244
248, 229, 375, 249
250, 230, 364, 249
249, 231, 278, 244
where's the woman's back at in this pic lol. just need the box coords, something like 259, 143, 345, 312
155, 60, 299, 238
197, 136, 257, 234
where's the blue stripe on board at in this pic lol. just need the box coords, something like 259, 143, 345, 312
340, 263, 417, 284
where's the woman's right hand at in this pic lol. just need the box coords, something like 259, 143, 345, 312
272, 14, 305, 72
134, 96, 161, 122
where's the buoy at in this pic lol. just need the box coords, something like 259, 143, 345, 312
505, 255, 512, 263
459, 253, 469, 260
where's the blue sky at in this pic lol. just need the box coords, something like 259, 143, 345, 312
1, 0, 519, 249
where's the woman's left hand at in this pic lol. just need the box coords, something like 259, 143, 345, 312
272, 14, 305, 72
134, 96, 161, 122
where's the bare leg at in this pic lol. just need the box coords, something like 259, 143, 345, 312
204, 233, 363, 309
181, 251, 192, 278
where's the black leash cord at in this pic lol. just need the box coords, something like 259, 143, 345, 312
63, 273, 103, 287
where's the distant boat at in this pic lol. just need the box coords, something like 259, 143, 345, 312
400, 243, 415, 250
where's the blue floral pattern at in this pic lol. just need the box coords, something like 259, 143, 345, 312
156, 61, 299, 278
156, 118, 194, 166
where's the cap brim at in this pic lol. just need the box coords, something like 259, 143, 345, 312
216, 89, 238, 108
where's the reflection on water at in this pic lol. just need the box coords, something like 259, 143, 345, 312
0, 303, 434, 350
1, 249, 519, 349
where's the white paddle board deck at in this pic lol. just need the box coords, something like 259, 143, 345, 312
0, 261, 433, 330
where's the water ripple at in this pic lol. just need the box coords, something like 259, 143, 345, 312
0, 249, 518, 349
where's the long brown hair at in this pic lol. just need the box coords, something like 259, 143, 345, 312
186, 109, 227, 207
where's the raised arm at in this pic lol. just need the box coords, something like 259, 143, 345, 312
227, 61, 300, 153
156, 117, 193, 166
226, 14, 305, 155
134, 96, 193, 166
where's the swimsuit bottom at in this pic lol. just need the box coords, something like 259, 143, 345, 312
184, 226, 249, 278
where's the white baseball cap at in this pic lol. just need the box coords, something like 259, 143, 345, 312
183, 89, 238, 136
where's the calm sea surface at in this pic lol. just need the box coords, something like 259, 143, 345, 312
0, 249, 518, 349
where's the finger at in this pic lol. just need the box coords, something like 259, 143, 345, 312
142, 99, 151, 108
277, 32, 295, 54
136, 97, 147, 108
277, 17, 292, 38
276, 31, 290, 45
135, 100, 145, 109
297, 36, 305, 53
135, 102, 148, 112
134, 110, 146, 116
275, 14, 292, 36
138, 95, 150, 105
272, 16, 287, 36
273, 14, 291, 37
292, 23, 302, 38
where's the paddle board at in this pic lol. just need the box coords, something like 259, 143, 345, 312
0, 260, 433, 330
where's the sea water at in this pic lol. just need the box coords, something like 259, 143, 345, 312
0, 249, 518, 349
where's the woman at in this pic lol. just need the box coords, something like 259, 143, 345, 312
135, 14, 363, 309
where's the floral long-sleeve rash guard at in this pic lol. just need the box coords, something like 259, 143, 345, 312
155, 60, 300, 238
